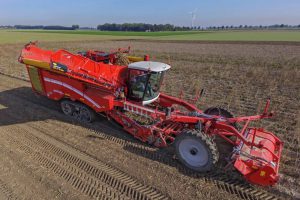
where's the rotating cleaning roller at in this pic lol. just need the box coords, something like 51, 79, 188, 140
234, 127, 283, 186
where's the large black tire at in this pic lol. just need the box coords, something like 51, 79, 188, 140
60, 100, 96, 123
76, 104, 96, 123
60, 100, 74, 116
204, 107, 234, 118
204, 107, 238, 129
175, 129, 219, 172
204, 107, 237, 161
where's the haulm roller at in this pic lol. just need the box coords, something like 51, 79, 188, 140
18, 42, 283, 186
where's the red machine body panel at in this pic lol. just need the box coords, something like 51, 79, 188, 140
234, 128, 282, 186
30, 68, 115, 112
20, 43, 128, 92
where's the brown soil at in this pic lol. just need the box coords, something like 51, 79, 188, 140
0, 40, 299, 199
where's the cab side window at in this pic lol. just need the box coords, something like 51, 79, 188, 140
128, 70, 148, 100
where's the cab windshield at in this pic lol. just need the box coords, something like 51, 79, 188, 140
128, 70, 164, 103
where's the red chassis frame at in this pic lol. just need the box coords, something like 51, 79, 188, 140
109, 93, 277, 147
109, 93, 283, 186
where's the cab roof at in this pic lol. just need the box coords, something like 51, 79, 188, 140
128, 61, 171, 72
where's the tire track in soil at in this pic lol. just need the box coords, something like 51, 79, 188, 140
1, 124, 170, 200
0, 143, 84, 200
0, 179, 17, 200
0, 73, 286, 200
23, 119, 295, 200
1, 127, 129, 200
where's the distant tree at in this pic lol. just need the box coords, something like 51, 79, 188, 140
72, 25, 79, 29
43, 26, 74, 30
96, 23, 188, 32
15, 25, 44, 29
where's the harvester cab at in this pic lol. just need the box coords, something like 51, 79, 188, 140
127, 61, 171, 105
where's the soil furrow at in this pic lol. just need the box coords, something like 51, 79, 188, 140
1, 122, 170, 200
0, 178, 17, 200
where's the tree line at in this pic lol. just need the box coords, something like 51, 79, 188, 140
3, 24, 191, 31
1, 23, 300, 31
204, 24, 300, 30
13, 25, 80, 30
96, 23, 191, 31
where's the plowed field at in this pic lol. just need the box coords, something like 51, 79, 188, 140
0, 40, 299, 199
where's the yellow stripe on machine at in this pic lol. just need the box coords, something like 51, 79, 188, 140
23, 58, 50, 70
127, 56, 144, 62
27, 66, 44, 93
23, 58, 66, 75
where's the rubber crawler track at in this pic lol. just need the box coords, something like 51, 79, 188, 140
0, 72, 286, 200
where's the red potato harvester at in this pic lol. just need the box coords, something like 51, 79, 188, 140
19, 42, 283, 186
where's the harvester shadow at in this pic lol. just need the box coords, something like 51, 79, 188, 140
122, 143, 247, 184
0, 86, 247, 188
0, 87, 60, 126
0, 87, 149, 144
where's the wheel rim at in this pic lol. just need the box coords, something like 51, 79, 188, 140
79, 107, 92, 122
61, 102, 73, 115
178, 138, 209, 167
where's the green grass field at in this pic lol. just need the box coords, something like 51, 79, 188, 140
0, 30, 142, 44
13, 30, 202, 37
0, 29, 299, 44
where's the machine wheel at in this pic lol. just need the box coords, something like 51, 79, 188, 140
204, 107, 234, 118
204, 107, 238, 129
175, 129, 219, 172
61, 100, 74, 116
74, 104, 96, 123
61, 100, 95, 123
204, 107, 238, 159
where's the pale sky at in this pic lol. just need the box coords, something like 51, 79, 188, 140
0, 0, 299, 27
